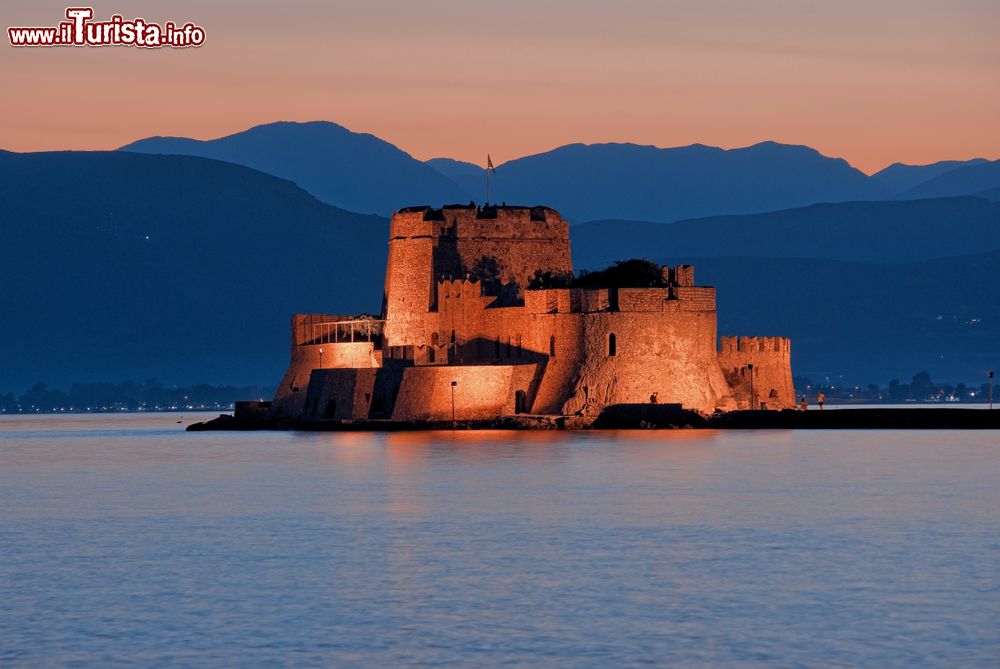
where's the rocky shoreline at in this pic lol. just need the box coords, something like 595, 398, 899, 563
187, 406, 1000, 432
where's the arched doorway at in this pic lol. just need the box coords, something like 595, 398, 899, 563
514, 390, 528, 414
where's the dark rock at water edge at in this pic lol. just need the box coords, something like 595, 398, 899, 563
187, 407, 1000, 432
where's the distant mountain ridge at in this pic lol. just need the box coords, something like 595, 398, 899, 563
10, 123, 1000, 390
871, 158, 989, 193
899, 160, 1000, 200
425, 157, 484, 178
119, 120, 1000, 223
571, 197, 1000, 268
425, 157, 488, 196
474, 141, 889, 222
4, 148, 999, 391
120, 121, 469, 216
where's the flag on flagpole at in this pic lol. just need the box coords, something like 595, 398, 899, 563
485, 154, 496, 205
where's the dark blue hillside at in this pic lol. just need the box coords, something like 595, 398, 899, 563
0, 151, 388, 392
572, 197, 1000, 267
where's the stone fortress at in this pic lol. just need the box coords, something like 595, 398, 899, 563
265, 204, 794, 425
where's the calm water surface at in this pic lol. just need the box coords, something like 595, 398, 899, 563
1, 414, 997, 668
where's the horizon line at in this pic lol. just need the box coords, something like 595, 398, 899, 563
6, 118, 998, 177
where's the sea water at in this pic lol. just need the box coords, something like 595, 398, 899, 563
1, 413, 997, 667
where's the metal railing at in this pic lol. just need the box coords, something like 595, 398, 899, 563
296, 316, 385, 347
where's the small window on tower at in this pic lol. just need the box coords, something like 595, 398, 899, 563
608, 332, 617, 357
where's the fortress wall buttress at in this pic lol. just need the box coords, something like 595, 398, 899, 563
271, 339, 378, 419
390, 364, 540, 421
523, 313, 586, 414
717, 336, 794, 409
301, 368, 378, 420
563, 309, 736, 415
431, 284, 584, 414
383, 230, 436, 346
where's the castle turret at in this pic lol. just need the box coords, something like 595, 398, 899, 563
382, 207, 438, 346
718, 336, 795, 409
382, 204, 573, 346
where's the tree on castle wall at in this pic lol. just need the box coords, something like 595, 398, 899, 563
466, 255, 521, 305
524, 259, 669, 291
574, 259, 667, 288
466, 256, 503, 293
527, 269, 574, 290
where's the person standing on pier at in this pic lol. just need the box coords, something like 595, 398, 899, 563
817, 391, 826, 410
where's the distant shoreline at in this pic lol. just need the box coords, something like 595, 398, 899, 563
3, 400, 997, 417
15, 399, 989, 417
0, 407, 231, 416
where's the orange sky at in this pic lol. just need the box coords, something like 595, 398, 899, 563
3, 0, 999, 173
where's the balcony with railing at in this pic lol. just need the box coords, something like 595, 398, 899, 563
293, 314, 385, 348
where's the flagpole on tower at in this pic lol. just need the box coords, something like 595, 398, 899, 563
486, 154, 496, 205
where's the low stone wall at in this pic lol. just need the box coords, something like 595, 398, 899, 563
391, 364, 539, 421
302, 368, 378, 420
271, 342, 377, 419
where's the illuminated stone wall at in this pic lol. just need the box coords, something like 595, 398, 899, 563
391, 364, 539, 421
718, 336, 795, 409
301, 368, 378, 420
271, 341, 378, 419
382, 205, 572, 347
268, 205, 795, 421
562, 308, 737, 415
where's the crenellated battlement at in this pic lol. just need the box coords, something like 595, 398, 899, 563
391, 204, 568, 241
719, 336, 791, 354
661, 264, 695, 287
437, 278, 487, 302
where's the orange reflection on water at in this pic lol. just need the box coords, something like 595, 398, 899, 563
313, 428, 729, 471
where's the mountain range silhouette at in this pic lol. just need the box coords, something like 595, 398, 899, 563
121, 121, 467, 216
122, 121, 998, 223
2, 120, 998, 391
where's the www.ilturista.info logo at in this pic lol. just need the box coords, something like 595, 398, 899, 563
8, 7, 205, 48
